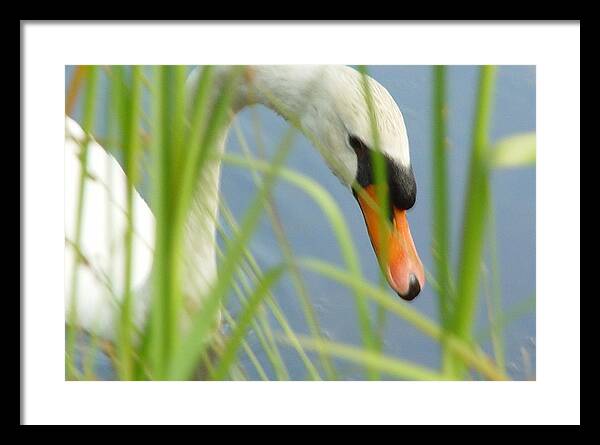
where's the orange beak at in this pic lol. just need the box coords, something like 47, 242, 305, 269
355, 185, 425, 301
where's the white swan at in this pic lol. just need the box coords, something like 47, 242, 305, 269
65, 65, 425, 343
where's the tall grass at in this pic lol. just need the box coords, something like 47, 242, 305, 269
448, 66, 497, 378
65, 65, 534, 381
66, 65, 99, 379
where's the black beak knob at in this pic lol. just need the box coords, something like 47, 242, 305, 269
397, 273, 421, 301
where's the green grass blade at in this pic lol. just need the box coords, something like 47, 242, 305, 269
489, 132, 536, 169
178, 66, 215, 215
358, 66, 390, 377
432, 65, 456, 373
211, 265, 286, 380
145, 65, 203, 379
221, 308, 270, 380
116, 65, 144, 380
449, 65, 497, 377
432, 65, 453, 323
163, 66, 188, 363
484, 192, 506, 371
66, 66, 99, 380
280, 335, 449, 381
146, 66, 168, 377
475, 293, 535, 343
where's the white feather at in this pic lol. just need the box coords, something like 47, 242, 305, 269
65, 117, 154, 340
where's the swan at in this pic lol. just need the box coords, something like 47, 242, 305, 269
65, 65, 425, 348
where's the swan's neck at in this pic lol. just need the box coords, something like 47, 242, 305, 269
181, 121, 228, 306
180, 66, 325, 306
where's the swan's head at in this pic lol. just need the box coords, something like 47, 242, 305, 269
296, 66, 425, 300
240, 65, 424, 300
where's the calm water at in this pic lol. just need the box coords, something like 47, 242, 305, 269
66, 66, 536, 380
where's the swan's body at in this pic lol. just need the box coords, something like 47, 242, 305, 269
65, 65, 424, 342
65, 117, 155, 340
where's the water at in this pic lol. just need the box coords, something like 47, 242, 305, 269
66, 66, 536, 380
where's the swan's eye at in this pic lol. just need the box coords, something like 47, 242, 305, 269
348, 134, 370, 155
